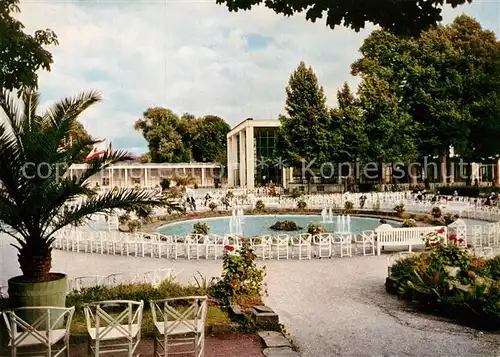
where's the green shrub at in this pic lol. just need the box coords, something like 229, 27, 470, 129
393, 203, 406, 216
118, 213, 130, 225
193, 222, 210, 235
208, 202, 217, 211
255, 200, 265, 210
431, 206, 442, 218
212, 244, 266, 306
127, 219, 141, 232
225, 191, 234, 200
344, 201, 354, 211
269, 220, 302, 231
388, 246, 500, 329
401, 218, 417, 227
290, 188, 302, 199
307, 223, 325, 235
443, 213, 458, 225
297, 200, 307, 209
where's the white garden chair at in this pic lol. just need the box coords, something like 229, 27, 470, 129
1, 306, 75, 357
355, 231, 376, 256
250, 235, 272, 260
271, 234, 290, 260
186, 235, 206, 260
313, 233, 332, 258
150, 296, 207, 357
157, 234, 178, 259
332, 233, 352, 258
69, 275, 108, 292
205, 234, 225, 260
83, 300, 144, 357
291, 233, 312, 260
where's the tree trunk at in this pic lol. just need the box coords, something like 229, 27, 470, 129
18, 238, 52, 281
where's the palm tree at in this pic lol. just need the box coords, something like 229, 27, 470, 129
0, 89, 172, 282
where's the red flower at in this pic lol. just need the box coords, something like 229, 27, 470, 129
449, 234, 457, 241
437, 228, 445, 234
458, 238, 464, 244
224, 245, 235, 252
230, 280, 238, 288
435, 271, 440, 281
467, 244, 473, 249
468, 271, 476, 279
246, 253, 252, 260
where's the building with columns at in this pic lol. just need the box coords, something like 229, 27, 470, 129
69, 162, 222, 189
227, 118, 291, 189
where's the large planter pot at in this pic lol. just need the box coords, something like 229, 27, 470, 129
7, 273, 68, 327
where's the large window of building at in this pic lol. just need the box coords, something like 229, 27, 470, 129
254, 127, 281, 186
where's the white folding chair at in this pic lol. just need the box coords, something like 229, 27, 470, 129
291, 233, 312, 260
1, 306, 74, 357
84, 300, 144, 357
150, 296, 207, 357
332, 233, 352, 258
204, 234, 225, 260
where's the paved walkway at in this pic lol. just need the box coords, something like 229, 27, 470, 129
35, 251, 500, 357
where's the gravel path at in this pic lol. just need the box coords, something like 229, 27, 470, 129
2, 231, 499, 357
44, 251, 500, 357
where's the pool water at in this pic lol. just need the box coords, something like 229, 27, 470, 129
157, 215, 400, 237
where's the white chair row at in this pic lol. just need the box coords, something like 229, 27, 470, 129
1, 296, 207, 357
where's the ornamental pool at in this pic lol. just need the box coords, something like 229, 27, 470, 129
157, 214, 400, 237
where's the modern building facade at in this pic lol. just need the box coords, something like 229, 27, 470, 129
69, 162, 222, 189
227, 118, 292, 189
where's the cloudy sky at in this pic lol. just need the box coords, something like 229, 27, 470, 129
19, 0, 500, 155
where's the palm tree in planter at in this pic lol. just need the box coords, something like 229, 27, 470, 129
0, 89, 171, 311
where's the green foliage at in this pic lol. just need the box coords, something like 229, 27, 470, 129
431, 207, 442, 219
388, 247, 500, 329
269, 220, 302, 231
225, 191, 234, 200
216, 0, 469, 36
0, 0, 59, 92
160, 178, 170, 190
134, 108, 230, 164
297, 199, 307, 209
352, 16, 500, 164
192, 271, 218, 296
402, 218, 417, 228
344, 201, 354, 211
135, 206, 154, 223
208, 202, 218, 211
193, 222, 210, 235
0, 89, 168, 281
393, 204, 406, 216
66, 278, 205, 311
255, 200, 265, 210
443, 213, 457, 226
279, 62, 334, 167
127, 219, 141, 232
212, 245, 266, 306
307, 223, 325, 235
118, 213, 130, 225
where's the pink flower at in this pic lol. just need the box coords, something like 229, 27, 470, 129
224, 245, 235, 252
468, 271, 476, 279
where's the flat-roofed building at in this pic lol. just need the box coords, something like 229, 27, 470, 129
69, 162, 222, 189
227, 118, 287, 189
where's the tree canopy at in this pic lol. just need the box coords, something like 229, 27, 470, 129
216, 0, 472, 36
0, 0, 58, 92
278, 61, 334, 168
134, 107, 230, 164
351, 15, 500, 163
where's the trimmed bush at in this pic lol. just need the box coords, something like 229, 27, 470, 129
393, 203, 406, 216
307, 223, 325, 235
208, 202, 217, 211
431, 206, 442, 218
255, 200, 265, 210
401, 218, 417, 227
193, 222, 210, 235
269, 220, 302, 231
344, 201, 354, 211
297, 200, 307, 209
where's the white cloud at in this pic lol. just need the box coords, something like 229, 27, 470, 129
16, 0, 498, 154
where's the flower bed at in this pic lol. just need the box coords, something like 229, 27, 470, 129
387, 244, 500, 330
